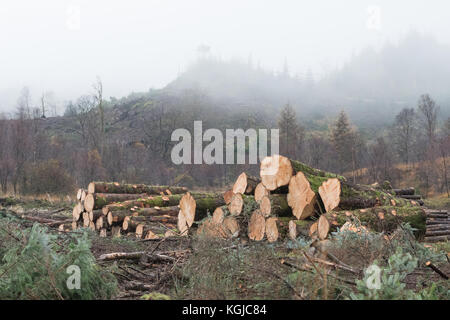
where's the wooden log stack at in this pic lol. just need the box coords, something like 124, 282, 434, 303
424, 209, 450, 242
194, 155, 419, 243
68, 182, 191, 239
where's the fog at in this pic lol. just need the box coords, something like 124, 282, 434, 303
1, 0, 450, 113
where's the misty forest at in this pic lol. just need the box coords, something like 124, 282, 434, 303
0, 4, 449, 302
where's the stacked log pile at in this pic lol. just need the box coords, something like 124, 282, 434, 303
68, 182, 192, 239
193, 155, 426, 243
424, 209, 450, 242
391, 187, 424, 206
66, 156, 430, 242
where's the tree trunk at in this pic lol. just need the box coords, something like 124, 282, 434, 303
88, 181, 187, 195
84, 193, 148, 211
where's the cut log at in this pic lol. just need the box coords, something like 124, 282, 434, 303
260, 155, 344, 192
84, 193, 147, 211
123, 215, 177, 231
82, 211, 90, 227
228, 193, 244, 215
111, 226, 121, 238
212, 207, 226, 225
196, 219, 228, 238
223, 189, 235, 204
424, 235, 450, 242
89, 209, 103, 222
392, 187, 415, 196
254, 183, 269, 202
317, 215, 330, 240
286, 219, 316, 240
76, 189, 83, 201
248, 211, 266, 241
260, 155, 294, 191
287, 172, 317, 220
223, 216, 240, 238
425, 230, 450, 237
232, 172, 260, 195
99, 228, 107, 237
80, 190, 87, 202
265, 217, 279, 243
88, 182, 187, 195
72, 202, 83, 221
179, 192, 196, 228
398, 195, 422, 200
95, 215, 106, 230
309, 222, 318, 237
229, 194, 291, 218
318, 178, 341, 212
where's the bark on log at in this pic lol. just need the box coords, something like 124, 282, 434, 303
88, 181, 187, 195
248, 211, 266, 241
84, 193, 148, 211
392, 187, 415, 196
398, 195, 422, 200
232, 172, 260, 195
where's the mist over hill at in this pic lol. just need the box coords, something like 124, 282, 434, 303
164, 32, 450, 127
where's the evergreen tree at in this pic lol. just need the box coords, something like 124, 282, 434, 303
278, 103, 302, 159
330, 110, 356, 173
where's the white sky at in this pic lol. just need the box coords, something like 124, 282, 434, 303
1, 0, 449, 111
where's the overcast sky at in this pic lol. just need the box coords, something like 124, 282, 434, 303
1, 0, 449, 112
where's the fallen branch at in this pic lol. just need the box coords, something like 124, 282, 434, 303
425, 261, 449, 280
97, 251, 175, 262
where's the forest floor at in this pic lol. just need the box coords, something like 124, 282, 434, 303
0, 196, 448, 300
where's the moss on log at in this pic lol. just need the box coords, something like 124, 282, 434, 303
88, 182, 187, 195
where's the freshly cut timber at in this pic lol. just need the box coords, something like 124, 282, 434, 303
84, 193, 147, 211
76, 189, 83, 201
259, 196, 272, 217
260, 155, 344, 191
99, 228, 107, 237
287, 219, 316, 240
80, 190, 87, 202
318, 178, 341, 212
72, 202, 84, 221
248, 211, 266, 241
95, 216, 106, 230
228, 193, 244, 215
232, 173, 260, 195
223, 190, 235, 204
317, 215, 330, 240
260, 155, 294, 191
88, 210, 103, 222
87, 181, 187, 195
179, 192, 196, 229
254, 183, 269, 202
105, 206, 179, 221
212, 207, 226, 225
265, 217, 279, 242
309, 222, 318, 237
196, 219, 228, 238
111, 226, 121, 237
223, 216, 240, 238
122, 215, 177, 231
287, 172, 317, 220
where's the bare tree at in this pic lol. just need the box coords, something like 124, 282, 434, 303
417, 94, 439, 145
391, 108, 417, 165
